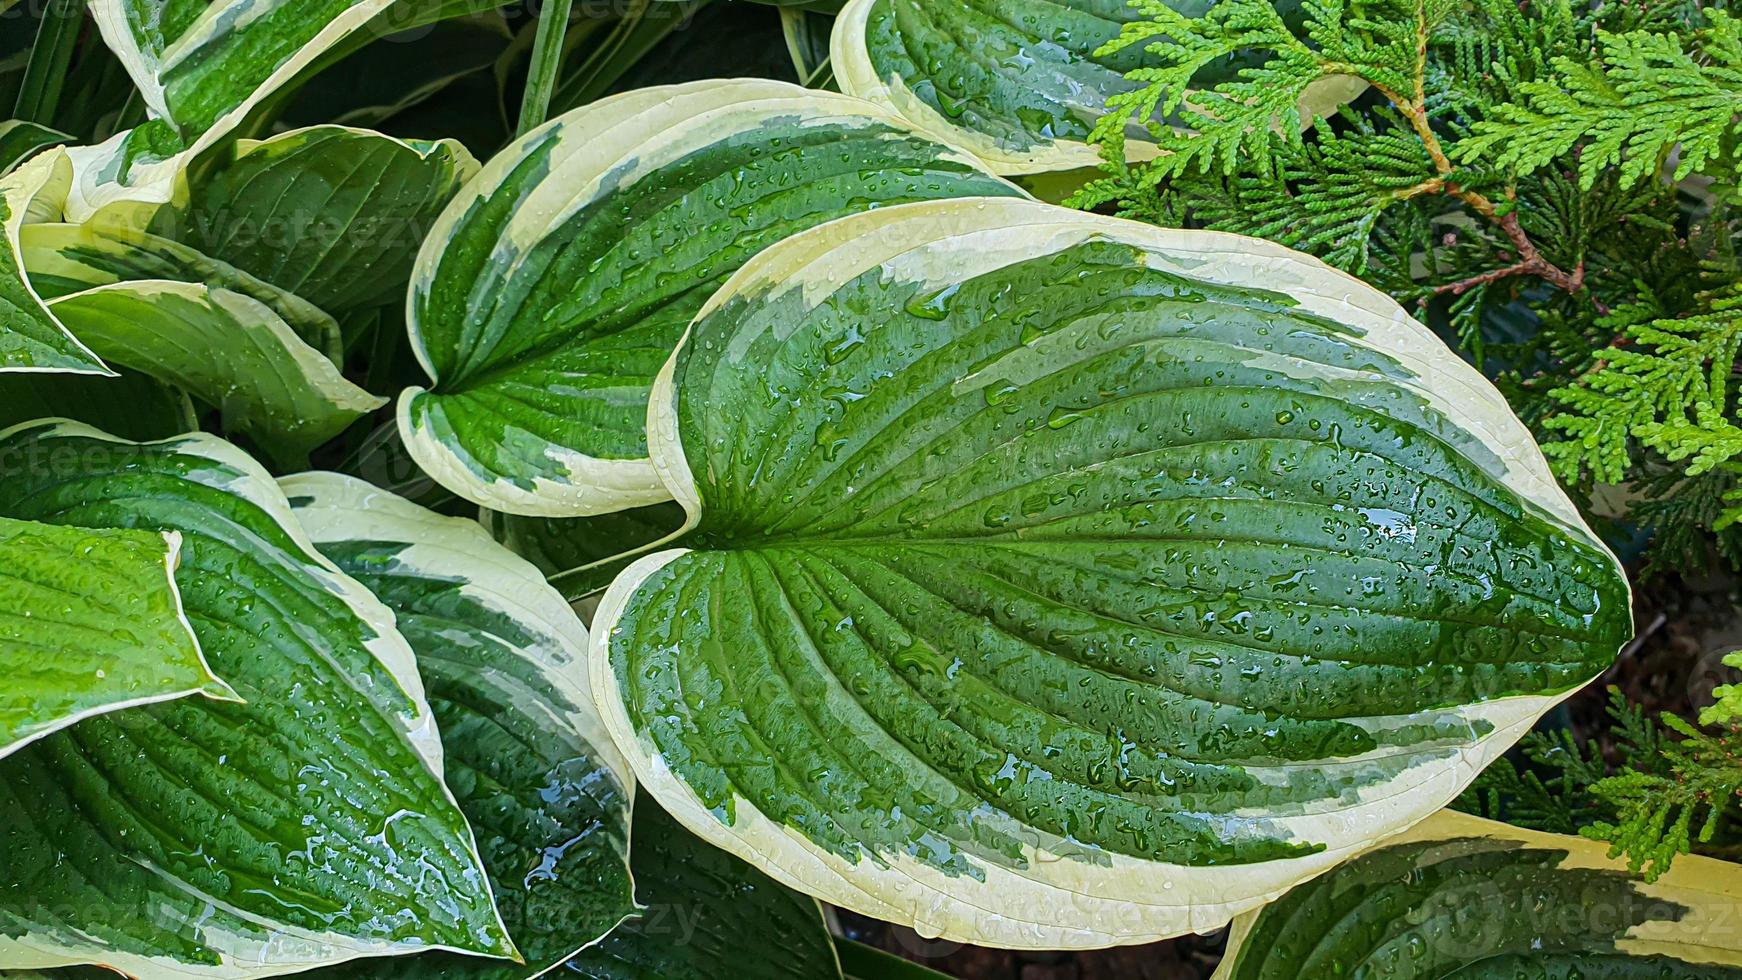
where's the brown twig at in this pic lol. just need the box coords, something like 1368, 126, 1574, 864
1375, 0, 1588, 303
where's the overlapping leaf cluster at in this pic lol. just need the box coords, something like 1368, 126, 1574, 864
0, 0, 1680, 972
0, 3, 875, 978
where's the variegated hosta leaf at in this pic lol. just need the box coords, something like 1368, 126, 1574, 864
0, 516, 232, 759
0, 151, 106, 374
482, 502, 688, 599
833, 0, 1157, 173
562, 791, 840, 980
0, 368, 196, 441
179, 127, 479, 319
1214, 810, 1742, 979
22, 220, 344, 360
591, 197, 1633, 948
46, 282, 384, 464
67, 1, 401, 219
832, 0, 1345, 174
399, 78, 1024, 518
280, 472, 637, 979
0, 421, 515, 977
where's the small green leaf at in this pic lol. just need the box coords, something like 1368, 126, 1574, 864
46, 282, 384, 465
0, 515, 232, 759
399, 78, 1023, 517
1703, 650, 1742, 726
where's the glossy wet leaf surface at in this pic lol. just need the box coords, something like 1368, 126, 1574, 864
23, 220, 344, 360
835, 0, 1311, 172
181, 127, 478, 321
594, 199, 1632, 946
0, 153, 107, 374
66, 2, 421, 218
284, 473, 637, 979
0, 422, 513, 976
46, 282, 383, 465
0, 515, 227, 759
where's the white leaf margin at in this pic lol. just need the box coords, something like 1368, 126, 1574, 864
69, 1, 400, 222
0, 151, 111, 375
45, 280, 385, 451
227, 124, 482, 185
278, 470, 633, 792
832, 0, 1370, 176
1211, 809, 1742, 978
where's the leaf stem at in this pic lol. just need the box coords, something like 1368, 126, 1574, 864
518, 0, 576, 136
15, 0, 86, 125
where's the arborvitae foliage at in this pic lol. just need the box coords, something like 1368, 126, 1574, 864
1457, 688, 1742, 880
1073, 0, 1742, 572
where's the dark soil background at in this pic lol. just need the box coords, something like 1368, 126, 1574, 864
838, 570, 1742, 979
839, 909, 1223, 979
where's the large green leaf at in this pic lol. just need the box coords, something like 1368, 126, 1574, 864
0, 151, 106, 373
46, 282, 384, 464
0, 516, 232, 759
398, 78, 1024, 518
1213, 810, 1742, 979
179, 127, 479, 319
281, 472, 637, 980
0, 421, 515, 976
0, 368, 196, 441
589, 198, 1633, 947
65, 1, 404, 218
562, 791, 841, 980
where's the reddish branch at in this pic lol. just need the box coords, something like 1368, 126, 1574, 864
1371, 2, 1589, 303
